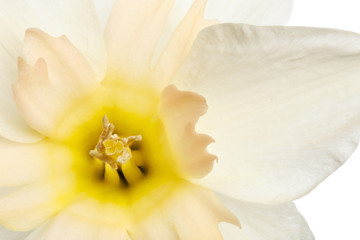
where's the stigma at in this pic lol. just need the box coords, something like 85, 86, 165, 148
89, 116, 142, 170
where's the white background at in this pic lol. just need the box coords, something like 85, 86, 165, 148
289, 1, 360, 239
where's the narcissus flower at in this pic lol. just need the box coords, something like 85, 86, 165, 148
1, 0, 360, 239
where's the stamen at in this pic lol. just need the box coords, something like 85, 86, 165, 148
89, 116, 142, 170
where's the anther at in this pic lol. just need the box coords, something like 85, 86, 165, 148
89, 116, 142, 170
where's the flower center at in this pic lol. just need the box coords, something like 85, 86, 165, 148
87, 115, 147, 187
58, 84, 181, 209
89, 115, 142, 169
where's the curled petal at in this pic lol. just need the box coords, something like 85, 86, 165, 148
158, 85, 217, 178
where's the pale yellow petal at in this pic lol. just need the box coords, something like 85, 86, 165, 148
129, 183, 239, 240
0, 141, 76, 231
105, 0, 174, 82
0, 137, 51, 186
0, 174, 76, 231
26, 204, 130, 240
25, 196, 130, 240
24, 182, 237, 240
153, 0, 218, 86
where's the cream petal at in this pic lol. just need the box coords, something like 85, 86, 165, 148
13, 29, 99, 137
153, 0, 218, 87
23, 29, 99, 87
105, 0, 174, 82
205, 0, 294, 25
0, 137, 53, 186
158, 85, 217, 178
0, 174, 76, 231
217, 193, 314, 240
174, 24, 360, 204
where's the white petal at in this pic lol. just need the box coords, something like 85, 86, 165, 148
0, 102, 43, 143
155, 0, 293, 69
217, 193, 314, 240
205, 0, 294, 25
175, 24, 360, 204
0, 0, 105, 142
0, 2, 43, 143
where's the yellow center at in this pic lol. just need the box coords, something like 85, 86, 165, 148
53, 80, 182, 221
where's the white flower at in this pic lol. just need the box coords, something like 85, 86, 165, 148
1, 0, 360, 239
